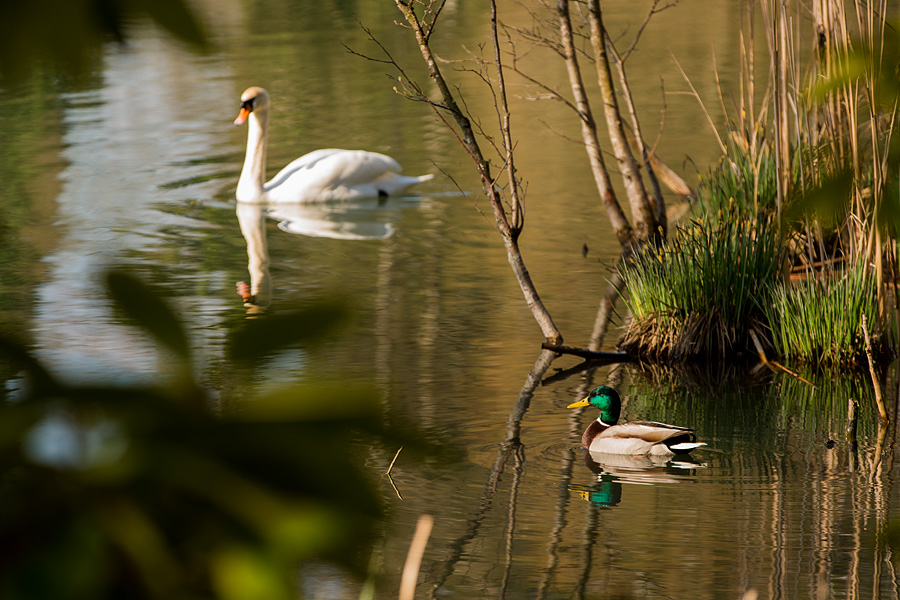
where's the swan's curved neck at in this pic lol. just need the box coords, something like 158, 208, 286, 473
237, 111, 268, 202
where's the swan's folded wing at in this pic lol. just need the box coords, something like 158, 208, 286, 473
268, 149, 402, 191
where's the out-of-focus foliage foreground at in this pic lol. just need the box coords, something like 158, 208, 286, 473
0, 271, 404, 600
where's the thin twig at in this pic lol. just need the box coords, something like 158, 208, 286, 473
386, 446, 403, 476
620, 0, 679, 62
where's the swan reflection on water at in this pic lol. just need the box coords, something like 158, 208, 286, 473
571, 449, 707, 509
235, 197, 419, 313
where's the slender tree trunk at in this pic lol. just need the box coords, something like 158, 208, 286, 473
502, 235, 562, 343
608, 41, 668, 234
587, 0, 660, 240
557, 0, 634, 249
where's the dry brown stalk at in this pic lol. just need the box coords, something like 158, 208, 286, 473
749, 329, 817, 387
398, 515, 434, 600
386, 446, 403, 476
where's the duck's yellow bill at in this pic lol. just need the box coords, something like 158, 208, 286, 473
567, 398, 590, 408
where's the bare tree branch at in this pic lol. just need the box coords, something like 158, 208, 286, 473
390, 0, 563, 344
621, 0, 680, 62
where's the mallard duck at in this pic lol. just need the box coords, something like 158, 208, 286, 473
567, 385, 705, 456
234, 87, 433, 203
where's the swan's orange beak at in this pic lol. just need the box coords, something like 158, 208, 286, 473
234, 107, 251, 126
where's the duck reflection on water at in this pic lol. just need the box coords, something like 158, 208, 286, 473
573, 449, 707, 509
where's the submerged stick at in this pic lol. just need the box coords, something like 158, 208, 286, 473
769, 361, 816, 387
845, 398, 859, 443
386, 474, 403, 501
381, 447, 404, 499
748, 329, 816, 387
861, 314, 890, 423
399, 515, 434, 600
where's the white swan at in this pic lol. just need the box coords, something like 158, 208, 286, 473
234, 86, 433, 203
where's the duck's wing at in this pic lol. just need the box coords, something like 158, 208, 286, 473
599, 421, 694, 444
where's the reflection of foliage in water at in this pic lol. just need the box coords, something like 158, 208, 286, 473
0, 73, 66, 339
627, 362, 883, 443
0, 270, 415, 600
773, 367, 880, 432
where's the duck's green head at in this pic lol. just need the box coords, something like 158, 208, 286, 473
567, 385, 621, 425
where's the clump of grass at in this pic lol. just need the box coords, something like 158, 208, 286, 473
695, 141, 781, 223
764, 262, 887, 367
618, 216, 784, 360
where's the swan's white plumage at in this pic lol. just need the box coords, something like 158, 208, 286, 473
235, 87, 432, 204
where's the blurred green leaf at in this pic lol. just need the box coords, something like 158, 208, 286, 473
808, 54, 867, 100
234, 384, 380, 422
785, 169, 854, 226
881, 181, 900, 235
212, 546, 290, 600
0, 265, 435, 600
228, 304, 347, 363
106, 270, 190, 362
0, 334, 57, 393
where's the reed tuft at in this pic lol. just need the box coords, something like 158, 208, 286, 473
618, 215, 784, 361
765, 262, 887, 367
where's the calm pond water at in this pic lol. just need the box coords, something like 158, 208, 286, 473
2, 1, 899, 598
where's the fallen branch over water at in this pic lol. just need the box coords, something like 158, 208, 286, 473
541, 343, 631, 362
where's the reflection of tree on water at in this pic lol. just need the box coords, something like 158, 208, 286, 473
425, 351, 716, 599
234, 198, 423, 313
426, 351, 627, 599
427, 349, 556, 598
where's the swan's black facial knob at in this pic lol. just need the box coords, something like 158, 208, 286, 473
234, 97, 255, 126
